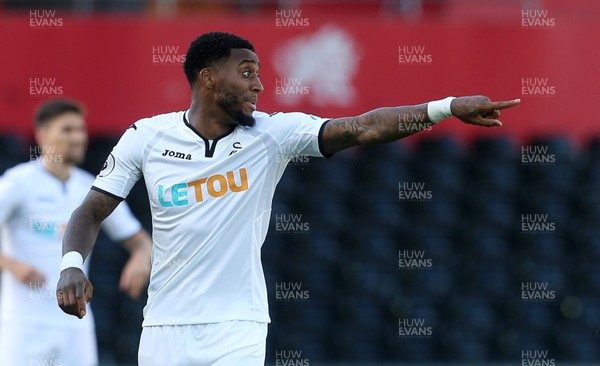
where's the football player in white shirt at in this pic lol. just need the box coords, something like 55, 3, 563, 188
56, 32, 520, 365
0, 100, 152, 366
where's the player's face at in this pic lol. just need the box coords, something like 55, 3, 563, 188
213, 48, 264, 127
36, 112, 87, 165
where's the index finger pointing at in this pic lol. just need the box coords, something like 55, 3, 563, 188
484, 99, 521, 111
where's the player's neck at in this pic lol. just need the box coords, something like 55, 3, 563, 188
187, 102, 236, 140
41, 157, 73, 182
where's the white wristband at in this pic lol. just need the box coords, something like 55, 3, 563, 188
59, 251, 84, 272
427, 97, 456, 123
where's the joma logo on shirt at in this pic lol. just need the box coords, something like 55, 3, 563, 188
158, 168, 249, 206
162, 149, 192, 160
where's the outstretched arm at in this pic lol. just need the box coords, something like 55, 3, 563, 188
321, 95, 521, 155
56, 189, 121, 318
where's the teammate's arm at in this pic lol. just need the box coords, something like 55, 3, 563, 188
56, 189, 121, 319
321, 95, 521, 154
0, 173, 46, 285
0, 255, 46, 285
118, 230, 152, 299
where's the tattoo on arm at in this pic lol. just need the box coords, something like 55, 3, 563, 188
322, 116, 371, 154
63, 190, 121, 259
322, 104, 429, 154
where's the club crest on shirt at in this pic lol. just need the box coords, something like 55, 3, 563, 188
229, 141, 242, 156
99, 153, 115, 177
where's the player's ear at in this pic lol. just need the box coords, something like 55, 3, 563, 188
199, 68, 215, 89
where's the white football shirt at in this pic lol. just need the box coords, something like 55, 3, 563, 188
92, 110, 330, 326
0, 160, 142, 328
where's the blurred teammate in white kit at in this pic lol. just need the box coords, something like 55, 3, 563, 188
0, 99, 152, 366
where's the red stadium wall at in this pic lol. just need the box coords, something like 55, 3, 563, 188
0, 6, 598, 144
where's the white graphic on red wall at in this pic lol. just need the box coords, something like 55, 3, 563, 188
272, 25, 360, 107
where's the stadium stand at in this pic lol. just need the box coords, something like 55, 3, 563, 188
1, 134, 598, 364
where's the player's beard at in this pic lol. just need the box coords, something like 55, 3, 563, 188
62, 154, 84, 166
62, 146, 86, 166
215, 85, 255, 127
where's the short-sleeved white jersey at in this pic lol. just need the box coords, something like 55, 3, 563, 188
92, 110, 330, 326
0, 160, 142, 328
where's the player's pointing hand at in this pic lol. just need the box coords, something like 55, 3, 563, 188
56, 267, 93, 319
450, 96, 521, 127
